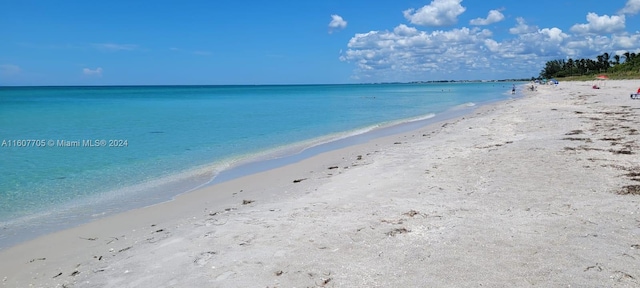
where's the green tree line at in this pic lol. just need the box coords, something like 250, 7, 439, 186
540, 51, 640, 79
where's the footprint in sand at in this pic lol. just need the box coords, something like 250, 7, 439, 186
194, 251, 217, 266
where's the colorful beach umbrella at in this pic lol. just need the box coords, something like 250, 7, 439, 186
596, 75, 609, 80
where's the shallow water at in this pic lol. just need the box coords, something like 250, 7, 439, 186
0, 82, 518, 248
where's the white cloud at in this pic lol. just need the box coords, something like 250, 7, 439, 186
83, 67, 103, 76
338, 20, 597, 81
403, 0, 466, 27
470, 10, 505, 26
570, 13, 625, 35
540, 27, 569, 42
328, 14, 348, 33
340, 2, 640, 82
509, 17, 538, 34
0, 64, 22, 76
619, 0, 640, 15
340, 25, 496, 80
92, 43, 138, 51
612, 34, 640, 49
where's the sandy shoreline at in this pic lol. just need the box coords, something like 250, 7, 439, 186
2, 80, 640, 287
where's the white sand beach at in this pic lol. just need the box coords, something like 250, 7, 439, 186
1, 80, 640, 287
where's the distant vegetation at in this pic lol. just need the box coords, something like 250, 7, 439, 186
540, 51, 640, 80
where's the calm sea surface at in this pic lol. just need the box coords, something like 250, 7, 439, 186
0, 83, 517, 248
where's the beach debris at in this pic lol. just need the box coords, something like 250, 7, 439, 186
28, 258, 46, 263
70, 270, 80, 277
386, 227, 410, 236
563, 146, 605, 152
631, 244, 640, 249
79, 237, 97, 241
600, 137, 624, 141
242, 199, 254, 205
118, 246, 132, 253
381, 218, 404, 225
565, 130, 584, 135
394, 142, 402, 144
293, 178, 307, 183
562, 137, 592, 142
609, 149, 633, 155
403, 210, 421, 217
328, 166, 339, 170
617, 185, 640, 195
584, 264, 603, 272
612, 271, 635, 281
320, 277, 332, 286
53, 272, 63, 278
627, 171, 640, 177
275, 270, 284, 276
356, 155, 363, 160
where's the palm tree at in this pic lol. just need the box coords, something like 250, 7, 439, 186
613, 54, 621, 65
567, 58, 574, 76
624, 52, 631, 63
597, 55, 605, 72
602, 52, 610, 71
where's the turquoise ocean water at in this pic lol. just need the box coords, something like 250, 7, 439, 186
0, 83, 517, 248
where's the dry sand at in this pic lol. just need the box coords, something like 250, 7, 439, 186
1, 80, 640, 287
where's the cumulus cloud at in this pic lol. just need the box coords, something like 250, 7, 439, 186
619, 0, 640, 15
328, 14, 348, 33
612, 34, 640, 49
470, 10, 505, 26
509, 17, 538, 34
338, 19, 608, 81
340, 2, 640, 82
0, 64, 22, 76
83, 67, 103, 76
340, 25, 496, 80
92, 43, 138, 51
570, 13, 625, 35
403, 0, 466, 27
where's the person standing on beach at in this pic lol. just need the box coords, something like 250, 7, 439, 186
512, 85, 516, 94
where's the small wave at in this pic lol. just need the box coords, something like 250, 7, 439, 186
293, 113, 437, 154
450, 102, 476, 111
406, 113, 437, 122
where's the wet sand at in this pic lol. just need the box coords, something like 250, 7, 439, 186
1, 80, 640, 287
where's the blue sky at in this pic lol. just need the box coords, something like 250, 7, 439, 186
1, 0, 640, 85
